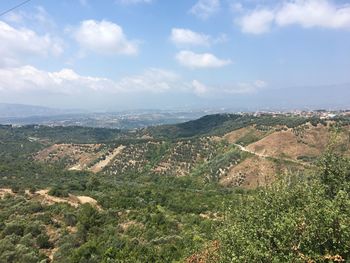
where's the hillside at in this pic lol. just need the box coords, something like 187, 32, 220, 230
0, 113, 349, 262
32, 115, 350, 187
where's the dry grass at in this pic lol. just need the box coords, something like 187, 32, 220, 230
35, 143, 105, 171
219, 156, 276, 188
223, 126, 266, 144
0, 188, 14, 198
27, 189, 101, 210
246, 125, 331, 160
89, 145, 125, 173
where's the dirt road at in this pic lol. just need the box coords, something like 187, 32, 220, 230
233, 143, 308, 166
89, 145, 125, 173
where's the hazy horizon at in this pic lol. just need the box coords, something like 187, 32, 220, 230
0, 0, 349, 110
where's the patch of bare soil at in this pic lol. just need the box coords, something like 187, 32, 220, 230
199, 212, 223, 221
223, 126, 267, 144
47, 247, 58, 262
0, 188, 14, 198
245, 126, 330, 160
76, 196, 99, 206
153, 162, 172, 173
41, 224, 60, 261
220, 156, 276, 188
224, 127, 251, 143
30, 189, 101, 210
35, 143, 104, 171
119, 220, 144, 232
89, 145, 125, 173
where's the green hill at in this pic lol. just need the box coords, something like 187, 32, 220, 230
0, 114, 349, 262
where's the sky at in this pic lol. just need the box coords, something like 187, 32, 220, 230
0, 0, 349, 111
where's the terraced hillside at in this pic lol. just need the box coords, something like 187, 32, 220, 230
0, 114, 350, 262
33, 114, 350, 188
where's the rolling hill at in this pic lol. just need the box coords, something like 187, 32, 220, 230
0, 113, 349, 262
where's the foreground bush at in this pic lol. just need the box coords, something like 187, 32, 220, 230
219, 152, 350, 262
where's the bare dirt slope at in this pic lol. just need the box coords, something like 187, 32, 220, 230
89, 145, 125, 173
35, 143, 126, 173
33, 189, 101, 210
0, 188, 14, 198
246, 125, 331, 160
220, 156, 275, 188
220, 156, 305, 188
35, 143, 105, 170
223, 126, 268, 144
0, 188, 101, 209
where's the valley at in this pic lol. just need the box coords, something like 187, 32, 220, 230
1, 0, 349, 261
32, 117, 350, 188
0, 113, 349, 262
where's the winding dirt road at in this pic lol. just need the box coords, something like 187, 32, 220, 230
233, 143, 309, 166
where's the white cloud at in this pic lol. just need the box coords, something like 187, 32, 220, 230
0, 66, 181, 94
0, 66, 114, 94
71, 20, 138, 55
170, 28, 227, 46
0, 21, 63, 67
0, 65, 267, 100
4, 6, 57, 31
238, 0, 350, 34
175, 50, 231, 68
239, 9, 275, 34
190, 0, 221, 19
117, 0, 153, 4
275, 0, 350, 29
192, 80, 209, 96
170, 28, 211, 46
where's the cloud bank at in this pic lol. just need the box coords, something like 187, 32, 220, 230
0, 21, 63, 66
238, 0, 350, 34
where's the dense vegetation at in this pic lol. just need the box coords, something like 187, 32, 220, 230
0, 114, 349, 262
147, 114, 339, 139
219, 151, 350, 262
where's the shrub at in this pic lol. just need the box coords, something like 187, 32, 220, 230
48, 186, 69, 197
36, 233, 52, 249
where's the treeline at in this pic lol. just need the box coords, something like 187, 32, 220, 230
147, 114, 342, 139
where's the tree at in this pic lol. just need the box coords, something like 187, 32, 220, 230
36, 233, 52, 249
218, 152, 350, 262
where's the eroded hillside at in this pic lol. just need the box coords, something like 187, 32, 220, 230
1, 114, 350, 262
33, 116, 350, 188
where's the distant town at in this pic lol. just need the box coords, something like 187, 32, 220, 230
1, 104, 349, 130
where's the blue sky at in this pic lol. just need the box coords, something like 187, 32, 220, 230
0, 0, 349, 111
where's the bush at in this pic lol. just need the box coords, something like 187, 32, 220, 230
11, 185, 20, 194
36, 233, 52, 249
219, 153, 350, 262
48, 186, 69, 197
3, 222, 25, 236
64, 213, 77, 227
25, 223, 42, 237
29, 186, 36, 194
